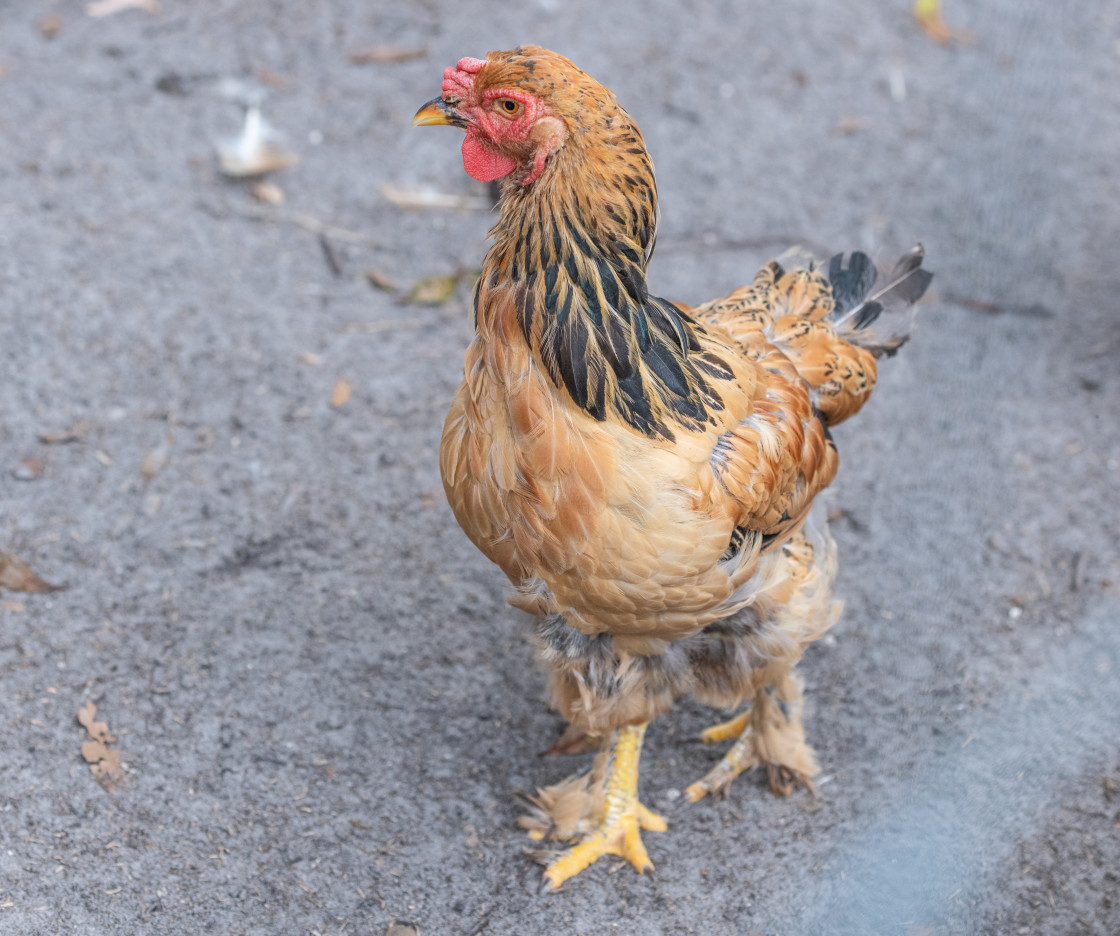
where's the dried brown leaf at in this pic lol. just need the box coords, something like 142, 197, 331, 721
78, 703, 124, 791
831, 116, 867, 136
78, 701, 114, 742
0, 551, 61, 593
91, 748, 125, 792
11, 457, 43, 481
82, 740, 109, 763
38, 430, 82, 445
914, 0, 975, 44
255, 67, 289, 89
250, 180, 284, 205
87, 0, 159, 18
406, 274, 459, 306
386, 924, 421, 936
141, 436, 172, 481
349, 46, 427, 65
299, 351, 323, 366
331, 377, 352, 408
38, 13, 63, 38
380, 182, 490, 212
1, 600, 26, 612
365, 269, 399, 292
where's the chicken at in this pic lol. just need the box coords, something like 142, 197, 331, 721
413, 46, 931, 889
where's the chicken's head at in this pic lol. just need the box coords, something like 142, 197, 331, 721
413, 46, 597, 186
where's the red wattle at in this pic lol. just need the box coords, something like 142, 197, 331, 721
461, 134, 517, 182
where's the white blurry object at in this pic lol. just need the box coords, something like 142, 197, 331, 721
215, 106, 300, 178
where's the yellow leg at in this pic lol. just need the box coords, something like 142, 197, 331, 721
686, 675, 818, 803
542, 723, 667, 890
685, 725, 759, 803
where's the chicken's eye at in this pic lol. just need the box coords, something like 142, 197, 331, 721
495, 98, 523, 118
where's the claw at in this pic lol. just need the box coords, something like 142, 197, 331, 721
543, 804, 666, 889
687, 685, 818, 803
536, 723, 666, 889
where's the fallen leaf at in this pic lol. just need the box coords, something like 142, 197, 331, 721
87, 0, 159, 17
250, 180, 284, 204
380, 182, 491, 212
913, 0, 975, 44
0, 551, 61, 593
94, 450, 114, 467
349, 46, 427, 65
386, 924, 421, 936
78, 703, 125, 792
406, 273, 460, 306
331, 377, 352, 408
81, 740, 109, 763
78, 702, 114, 743
141, 436, 172, 481
38, 430, 82, 445
91, 748, 125, 792
11, 457, 43, 481
1, 600, 26, 612
419, 488, 444, 508
299, 351, 323, 366
255, 67, 289, 89
38, 13, 63, 38
831, 116, 866, 136
0, 64, 9, 80
365, 270, 399, 292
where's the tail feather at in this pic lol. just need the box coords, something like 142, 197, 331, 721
696, 244, 932, 425
828, 244, 932, 358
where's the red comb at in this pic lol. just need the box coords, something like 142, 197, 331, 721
441, 57, 486, 99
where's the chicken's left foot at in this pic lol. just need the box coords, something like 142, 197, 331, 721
542, 723, 666, 890
684, 722, 760, 802
686, 681, 818, 802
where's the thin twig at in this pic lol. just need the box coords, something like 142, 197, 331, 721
660, 233, 833, 258
201, 198, 384, 248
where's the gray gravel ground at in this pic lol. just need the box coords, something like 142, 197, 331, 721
2, 2, 1119, 934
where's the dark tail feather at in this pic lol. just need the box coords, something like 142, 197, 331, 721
828, 244, 933, 357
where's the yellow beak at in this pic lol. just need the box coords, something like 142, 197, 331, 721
412, 97, 458, 127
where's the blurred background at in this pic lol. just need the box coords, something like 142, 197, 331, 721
1, 2, 1117, 934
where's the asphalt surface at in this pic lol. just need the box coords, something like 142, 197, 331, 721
1, 2, 1118, 935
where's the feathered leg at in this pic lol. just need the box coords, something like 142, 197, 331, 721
521, 722, 666, 889
685, 666, 818, 802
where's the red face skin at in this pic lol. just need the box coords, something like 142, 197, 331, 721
440, 57, 567, 185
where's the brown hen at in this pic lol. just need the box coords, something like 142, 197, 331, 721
414, 46, 931, 889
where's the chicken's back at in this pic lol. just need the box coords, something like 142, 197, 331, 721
698, 247, 932, 425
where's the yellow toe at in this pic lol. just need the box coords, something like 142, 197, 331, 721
538, 722, 665, 889
700, 710, 750, 745
543, 808, 663, 889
